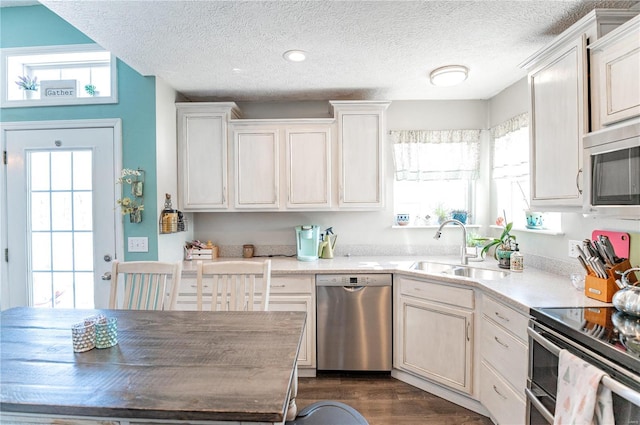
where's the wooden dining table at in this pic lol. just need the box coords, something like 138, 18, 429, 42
0, 307, 306, 425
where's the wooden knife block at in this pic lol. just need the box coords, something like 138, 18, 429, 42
584, 259, 636, 303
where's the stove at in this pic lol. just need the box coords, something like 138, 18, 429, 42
531, 306, 640, 376
527, 306, 640, 424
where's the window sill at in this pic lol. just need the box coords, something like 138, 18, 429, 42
392, 224, 482, 229
490, 224, 564, 236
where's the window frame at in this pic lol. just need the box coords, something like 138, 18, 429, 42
1, 44, 118, 108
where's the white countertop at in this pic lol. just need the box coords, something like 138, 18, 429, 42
182, 255, 611, 314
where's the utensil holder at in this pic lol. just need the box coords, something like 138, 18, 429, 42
585, 259, 635, 302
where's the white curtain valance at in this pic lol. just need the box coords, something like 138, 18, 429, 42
491, 113, 529, 180
391, 129, 481, 181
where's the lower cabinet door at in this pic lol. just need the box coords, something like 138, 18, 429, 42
269, 295, 315, 368
480, 360, 526, 425
397, 296, 473, 394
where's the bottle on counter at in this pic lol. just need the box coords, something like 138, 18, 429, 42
510, 244, 523, 272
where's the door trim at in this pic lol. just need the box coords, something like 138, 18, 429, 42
1, 119, 123, 309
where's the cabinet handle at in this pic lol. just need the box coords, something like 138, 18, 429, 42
466, 322, 471, 341
576, 168, 583, 195
493, 385, 507, 400
272, 284, 286, 288
494, 336, 509, 349
494, 311, 509, 322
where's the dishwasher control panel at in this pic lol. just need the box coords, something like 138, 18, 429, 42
316, 274, 392, 287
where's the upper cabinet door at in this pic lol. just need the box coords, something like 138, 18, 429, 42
332, 101, 390, 209
590, 15, 640, 129
528, 35, 587, 209
285, 127, 332, 209
177, 104, 236, 211
234, 128, 280, 209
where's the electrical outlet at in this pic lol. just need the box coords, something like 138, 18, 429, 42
128, 237, 148, 253
568, 240, 582, 258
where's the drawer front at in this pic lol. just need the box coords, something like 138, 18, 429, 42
481, 317, 528, 391
482, 295, 529, 342
270, 275, 314, 294
480, 361, 526, 425
399, 277, 474, 309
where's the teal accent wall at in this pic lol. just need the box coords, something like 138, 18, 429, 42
1, 5, 159, 261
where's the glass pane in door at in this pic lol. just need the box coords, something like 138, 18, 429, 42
29, 150, 94, 308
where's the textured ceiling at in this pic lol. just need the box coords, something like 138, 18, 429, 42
34, 1, 640, 101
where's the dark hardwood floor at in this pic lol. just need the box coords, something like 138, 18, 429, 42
296, 374, 494, 425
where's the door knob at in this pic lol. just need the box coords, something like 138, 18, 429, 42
101, 272, 112, 281
104, 254, 112, 262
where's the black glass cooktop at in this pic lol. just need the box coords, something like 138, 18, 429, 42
531, 306, 640, 375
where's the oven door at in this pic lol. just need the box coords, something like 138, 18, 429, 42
527, 322, 640, 425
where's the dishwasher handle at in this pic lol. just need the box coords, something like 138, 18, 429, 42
342, 286, 365, 292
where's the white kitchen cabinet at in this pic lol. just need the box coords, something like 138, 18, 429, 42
590, 14, 640, 129
176, 103, 240, 211
479, 295, 529, 425
330, 101, 390, 209
285, 126, 332, 209
231, 122, 332, 210
233, 127, 280, 209
269, 275, 316, 370
394, 276, 474, 395
521, 10, 636, 210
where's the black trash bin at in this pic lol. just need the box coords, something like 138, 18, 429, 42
286, 401, 369, 425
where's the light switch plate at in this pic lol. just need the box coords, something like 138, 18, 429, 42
568, 240, 582, 258
128, 237, 148, 253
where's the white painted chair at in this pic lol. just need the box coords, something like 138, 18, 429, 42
109, 260, 181, 310
195, 260, 271, 311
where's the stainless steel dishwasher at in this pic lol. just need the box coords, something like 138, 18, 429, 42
316, 274, 392, 372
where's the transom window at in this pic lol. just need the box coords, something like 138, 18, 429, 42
1, 44, 117, 107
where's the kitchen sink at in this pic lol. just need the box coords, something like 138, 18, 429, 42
410, 261, 509, 280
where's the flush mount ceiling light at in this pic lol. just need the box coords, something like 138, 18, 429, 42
429, 65, 469, 87
283, 50, 307, 62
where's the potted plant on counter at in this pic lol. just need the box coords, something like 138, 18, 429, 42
481, 216, 516, 269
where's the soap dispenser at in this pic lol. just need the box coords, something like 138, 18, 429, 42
510, 243, 523, 272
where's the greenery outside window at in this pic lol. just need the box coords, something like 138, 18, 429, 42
391, 129, 480, 226
1, 44, 117, 108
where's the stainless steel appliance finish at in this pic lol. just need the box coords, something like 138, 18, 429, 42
527, 307, 640, 424
316, 274, 392, 372
583, 118, 640, 219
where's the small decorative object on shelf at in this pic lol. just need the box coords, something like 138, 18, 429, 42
15, 75, 38, 99
116, 168, 144, 223
159, 193, 178, 234
84, 84, 99, 96
451, 209, 469, 224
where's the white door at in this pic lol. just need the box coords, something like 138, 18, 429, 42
3, 120, 121, 309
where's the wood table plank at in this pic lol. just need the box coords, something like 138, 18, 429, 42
1, 308, 306, 423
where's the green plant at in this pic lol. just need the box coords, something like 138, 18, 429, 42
116, 168, 144, 215
480, 221, 516, 258
84, 84, 97, 96
434, 204, 448, 222
15, 75, 38, 90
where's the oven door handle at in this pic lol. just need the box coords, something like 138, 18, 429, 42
528, 325, 640, 406
525, 387, 554, 424
528, 325, 561, 355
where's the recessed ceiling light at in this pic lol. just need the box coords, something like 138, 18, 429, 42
429, 65, 469, 87
283, 50, 307, 62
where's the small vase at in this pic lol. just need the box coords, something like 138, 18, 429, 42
495, 248, 513, 269
24, 89, 37, 100
129, 209, 142, 223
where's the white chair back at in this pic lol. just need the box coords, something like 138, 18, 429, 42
109, 260, 181, 310
196, 260, 271, 311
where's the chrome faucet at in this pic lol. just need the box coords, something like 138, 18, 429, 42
433, 219, 476, 265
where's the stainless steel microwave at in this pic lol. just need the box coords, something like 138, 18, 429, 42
583, 118, 640, 219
